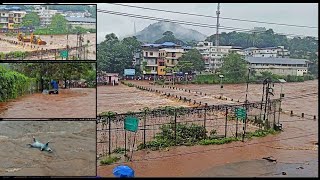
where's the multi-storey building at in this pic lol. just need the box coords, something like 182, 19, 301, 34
242, 46, 290, 58
141, 42, 184, 77
0, 7, 26, 29
63, 10, 92, 18
33, 6, 62, 27
195, 41, 242, 71
158, 48, 184, 75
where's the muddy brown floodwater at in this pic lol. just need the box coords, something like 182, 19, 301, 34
98, 80, 318, 177
0, 33, 96, 60
0, 88, 96, 119
97, 84, 189, 114
0, 121, 96, 176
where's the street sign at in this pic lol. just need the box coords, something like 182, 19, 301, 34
235, 108, 246, 120
124, 116, 139, 132
60, 50, 68, 59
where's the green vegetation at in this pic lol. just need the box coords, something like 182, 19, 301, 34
137, 122, 281, 151
20, 12, 40, 27
138, 123, 207, 150
10, 63, 96, 90
0, 66, 36, 102
154, 31, 185, 45
199, 137, 239, 145
112, 147, 129, 154
220, 53, 248, 83
97, 34, 142, 74
206, 29, 318, 54
245, 129, 279, 138
191, 53, 316, 84
0, 51, 28, 60
100, 156, 121, 165
176, 49, 205, 72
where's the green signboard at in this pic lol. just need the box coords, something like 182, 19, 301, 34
60, 50, 68, 59
124, 116, 139, 132
235, 108, 246, 120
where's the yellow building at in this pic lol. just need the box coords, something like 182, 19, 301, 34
159, 48, 184, 75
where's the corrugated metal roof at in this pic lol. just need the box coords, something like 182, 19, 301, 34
245, 57, 309, 65
65, 17, 96, 23
161, 42, 176, 46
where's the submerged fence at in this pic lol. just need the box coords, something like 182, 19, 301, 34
97, 99, 281, 157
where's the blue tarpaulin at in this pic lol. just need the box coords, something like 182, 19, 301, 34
113, 165, 135, 178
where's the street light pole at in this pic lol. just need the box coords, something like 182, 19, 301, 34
242, 68, 250, 142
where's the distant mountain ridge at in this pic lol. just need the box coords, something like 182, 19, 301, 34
135, 21, 207, 43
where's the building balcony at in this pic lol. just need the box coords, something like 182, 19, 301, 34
146, 64, 158, 67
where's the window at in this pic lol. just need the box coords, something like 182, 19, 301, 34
150, 52, 153, 56
145, 52, 148, 57
167, 60, 169, 63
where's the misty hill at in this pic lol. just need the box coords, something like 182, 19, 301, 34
135, 21, 207, 43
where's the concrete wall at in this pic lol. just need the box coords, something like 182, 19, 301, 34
252, 67, 308, 76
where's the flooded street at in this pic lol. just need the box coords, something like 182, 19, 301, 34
98, 80, 318, 177
97, 84, 189, 114
0, 33, 96, 60
0, 121, 96, 176
0, 88, 96, 119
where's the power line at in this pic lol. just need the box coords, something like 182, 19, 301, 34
97, 9, 316, 38
109, 3, 318, 29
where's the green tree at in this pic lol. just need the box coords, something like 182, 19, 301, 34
177, 49, 204, 72
155, 31, 185, 45
49, 14, 68, 33
20, 12, 40, 27
97, 34, 140, 74
220, 53, 248, 83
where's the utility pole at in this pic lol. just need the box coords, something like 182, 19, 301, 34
215, 3, 220, 71
243, 68, 251, 141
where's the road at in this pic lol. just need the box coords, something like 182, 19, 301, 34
0, 88, 96, 119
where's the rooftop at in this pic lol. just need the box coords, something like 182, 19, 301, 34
159, 48, 184, 53
245, 57, 309, 65
65, 17, 96, 23
142, 42, 180, 48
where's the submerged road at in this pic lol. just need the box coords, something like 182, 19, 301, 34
98, 80, 318, 177
0, 88, 96, 119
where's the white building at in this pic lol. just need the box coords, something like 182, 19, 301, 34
195, 41, 242, 71
63, 10, 92, 18
245, 57, 309, 76
33, 6, 62, 27
242, 46, 290, 58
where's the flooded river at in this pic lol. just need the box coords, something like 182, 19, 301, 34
0, 88, 96, 119
98, 80, 318, 177
0, 121, 96, 176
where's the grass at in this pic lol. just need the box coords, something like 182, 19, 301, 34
112, 147, 129, 154
199, 137, 239, 145
245, 129, 279, 139
100, 156, 121, 165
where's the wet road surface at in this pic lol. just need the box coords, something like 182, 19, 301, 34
0, 88, 96, 119
0, 121, 96, 176
98, 80, 318, 177
98, 84, 188, 114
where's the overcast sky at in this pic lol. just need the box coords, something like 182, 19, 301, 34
97, 3, 318, 43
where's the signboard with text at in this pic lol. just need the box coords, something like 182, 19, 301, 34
124, 69, 135, 76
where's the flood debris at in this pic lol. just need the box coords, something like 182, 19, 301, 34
262, 156, 277, 162
282, 172, 287, 175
